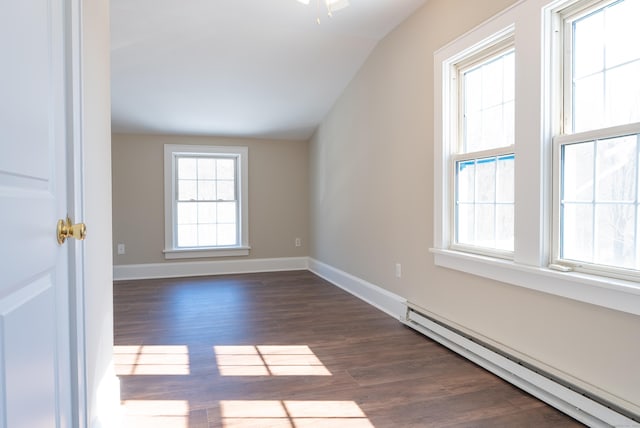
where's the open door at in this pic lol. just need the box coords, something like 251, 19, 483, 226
0, 0, 80, 426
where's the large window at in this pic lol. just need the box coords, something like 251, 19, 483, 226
451, 36, 515, 256
164, 145, 249, 259
554, 0, 640, 278
433, 0, 640, 317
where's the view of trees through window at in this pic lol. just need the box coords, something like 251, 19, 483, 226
559, 0, 640, 272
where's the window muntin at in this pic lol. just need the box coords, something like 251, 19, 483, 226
175, 156, 239, 248
452, 44, 515, 255
556, 0, 640, 278
164, 145, 249, 259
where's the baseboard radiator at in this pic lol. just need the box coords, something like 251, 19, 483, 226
403, 306, 639, 428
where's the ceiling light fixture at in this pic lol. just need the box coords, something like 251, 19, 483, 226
297, 0, 350, 24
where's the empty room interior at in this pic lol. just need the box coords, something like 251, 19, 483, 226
109, 0, 640, 427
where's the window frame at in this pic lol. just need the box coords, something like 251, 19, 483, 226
163, 144, 250, 259
551, 0, 640, 281
449, 37, 516, 258
432, 0, 640, 318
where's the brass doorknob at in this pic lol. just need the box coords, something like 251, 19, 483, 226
57, 217, 87, 245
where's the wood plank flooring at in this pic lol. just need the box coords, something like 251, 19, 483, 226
114, 270, 583, 427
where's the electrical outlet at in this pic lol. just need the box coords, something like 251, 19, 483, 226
117, 243, 125, 255
395, 263, 402, 278
295, 237, 302, 247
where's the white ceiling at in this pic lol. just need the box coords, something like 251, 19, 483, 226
110, 0, 428, 141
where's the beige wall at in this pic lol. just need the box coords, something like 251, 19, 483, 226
310, 0, 640, 416
112, 134, 309, 265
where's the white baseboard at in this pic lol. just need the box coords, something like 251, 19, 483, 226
113, 257, 309, 281
307, 258, 407, 320
405, 308, 639, 428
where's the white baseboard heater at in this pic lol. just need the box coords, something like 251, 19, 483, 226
403, 306, 639, 428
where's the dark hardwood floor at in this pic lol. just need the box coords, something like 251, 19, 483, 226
114, 270, 583, 428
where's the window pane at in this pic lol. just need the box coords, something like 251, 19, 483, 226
177, 225, 198, 247
594, 204, 636, 269
496, 204, 514, 251
573, 9, 603, 79
455, 155, 514, 252
464, 113, 482, 150
177, 202, 197, 225
178, 180, 197, 201
595, 136, 636, 202
503, 100, 515, 147
197, 158, 216, 180
605, 60, 640, 127
198, 180, 216, 201
198, 224, 217, 247
571, 0, 640, 133
217, 224, 237, 246
574, 74, 604, 132
605, 0, 640, 68
561, 204, 594, 263
178, 158, 197, 179
475, 204, 495, 246
496, 155, 514, 203
563, 141, 594, 201
560, 134, 640, 270
482, 58, 504, 109
217, 202, 237, 224
217, 159, 235, 180
217, 180, 235, 201
462, 50, 515, 152
457, 161, 475, 203
457, 203, 475, 245
198, 202, 217, 224
465, 70, 482, 113
475, 158, 496, 202
483, 105, 506, 148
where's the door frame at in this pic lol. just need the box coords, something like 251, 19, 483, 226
66, 0, 88, 425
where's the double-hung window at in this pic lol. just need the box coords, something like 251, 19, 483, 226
554, 0, 640, 279
433, 0, 640, 319
451, 35, 515, 257
164, 145, 249, 259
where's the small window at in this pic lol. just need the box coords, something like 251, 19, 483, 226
554, 0, 640, 278
450, 38, 515, 256
164, 145, 249, 259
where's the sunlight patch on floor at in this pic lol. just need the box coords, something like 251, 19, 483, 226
214, 345, 331, 376
122, 400, 189, 428
219, 400, 374, 427
114, 345, 190, 375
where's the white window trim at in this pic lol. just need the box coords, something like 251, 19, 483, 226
163, 144, 250, 259
432, 0, 640, 317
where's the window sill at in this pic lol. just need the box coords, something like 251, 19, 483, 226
164, 246, 251, 260
430, 248, 640, 316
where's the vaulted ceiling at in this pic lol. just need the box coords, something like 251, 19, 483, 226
110, 0, 428, 140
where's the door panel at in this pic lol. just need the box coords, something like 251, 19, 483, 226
0, 279, 56, 428
0, 0, 51, 180
0, 0, 73, 426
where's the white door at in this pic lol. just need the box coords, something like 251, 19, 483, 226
0, 0, 76, 427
